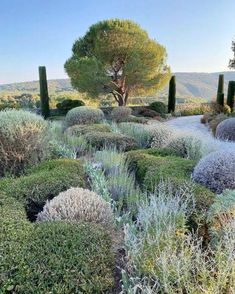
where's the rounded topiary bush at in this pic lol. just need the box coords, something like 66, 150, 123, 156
0, 109, 48, 176
0, 159, 85, 220
110, 106, 132, 122
37, 187, 114, 230
215, 117, 235, 142
149, 101, 167, 115
1, 221, 114, 293
192, 150, 235, 193
56, 99, 85, 113
65, 106, 104, 127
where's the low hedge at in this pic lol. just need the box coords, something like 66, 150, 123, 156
83, 131, 137, 151
0, 220, 114, 293
66, 123, 112, 136
0, 159, 85, 220
127, 150, 195, 188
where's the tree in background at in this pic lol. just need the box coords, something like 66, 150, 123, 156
216, 74, 224, 106
168, 75, 176, 113
64, 19, 170, 106
39, 66, 50, 118
227, 81, 235, 111
229, 39, 235, 69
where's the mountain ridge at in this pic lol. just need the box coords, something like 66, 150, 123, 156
1, 71, 235, 100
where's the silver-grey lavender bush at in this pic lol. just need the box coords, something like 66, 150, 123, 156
215, 117, 235, 142
192, 150, 235, 193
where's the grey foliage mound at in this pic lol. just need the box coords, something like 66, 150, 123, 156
65, 106, 104, 127
192, 150, 235, 193
37, 187, 114, 231
215, 118, 235, 142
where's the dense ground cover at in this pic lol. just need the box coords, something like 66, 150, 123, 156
0, 105, 234, 293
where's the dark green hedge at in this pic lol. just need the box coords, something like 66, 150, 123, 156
0, 159, 85, 220
1, 222, 114, 292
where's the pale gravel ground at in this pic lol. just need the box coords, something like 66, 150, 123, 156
163, 115, 235, 152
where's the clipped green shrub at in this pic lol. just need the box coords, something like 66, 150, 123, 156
65, 106, 104, 127
66, 123, 111, 136
149, 101, 167, 115
83, 131, 137, 151
215, 117, 235, 142
1, 221, 114, 293
37, 187, 114, 231
0, 159, 85, 220
126, 150, 195, 190
0, 109, 48, 176
0, 193, 33, 293
110, 106, 132, 122
56, 99, 85, 113
192, 150, 235, 193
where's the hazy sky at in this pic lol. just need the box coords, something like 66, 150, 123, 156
0, 0, 235, 84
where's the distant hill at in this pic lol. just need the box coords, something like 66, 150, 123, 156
1, 71, 235, 100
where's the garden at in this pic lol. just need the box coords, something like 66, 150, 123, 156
0, 19, 235, 294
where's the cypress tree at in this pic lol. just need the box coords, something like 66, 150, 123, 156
227, 81, 235, 111
216, 74, 224, 106
39, 66, 50, 118
168, 75, 176, 113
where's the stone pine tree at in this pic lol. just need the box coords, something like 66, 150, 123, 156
227, 81, 235, 111
64, 19, 170, 106
168, 75, 176, 113
216, 74, 224, 106
39, 66, 50, 118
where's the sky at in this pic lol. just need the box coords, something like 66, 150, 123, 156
0, 0, 235, 84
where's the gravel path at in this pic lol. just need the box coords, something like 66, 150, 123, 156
163, 115, 235, 152
165, 115, 208, 134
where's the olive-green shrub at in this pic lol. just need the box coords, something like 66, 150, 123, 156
0, 109, 48, 176
65, 106, 104, 127
209, 113, 228, 135
0, 193, 33, 293
110, 106, 132, 122
149, 101, 167, 115
56, 99, 85, 114
66, 123, 111, 136
1, 221, 114, 293
0, 159, 85, 220
127, 150, 195, 189
37, 187, 114, 231
83, 131, 137, 151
